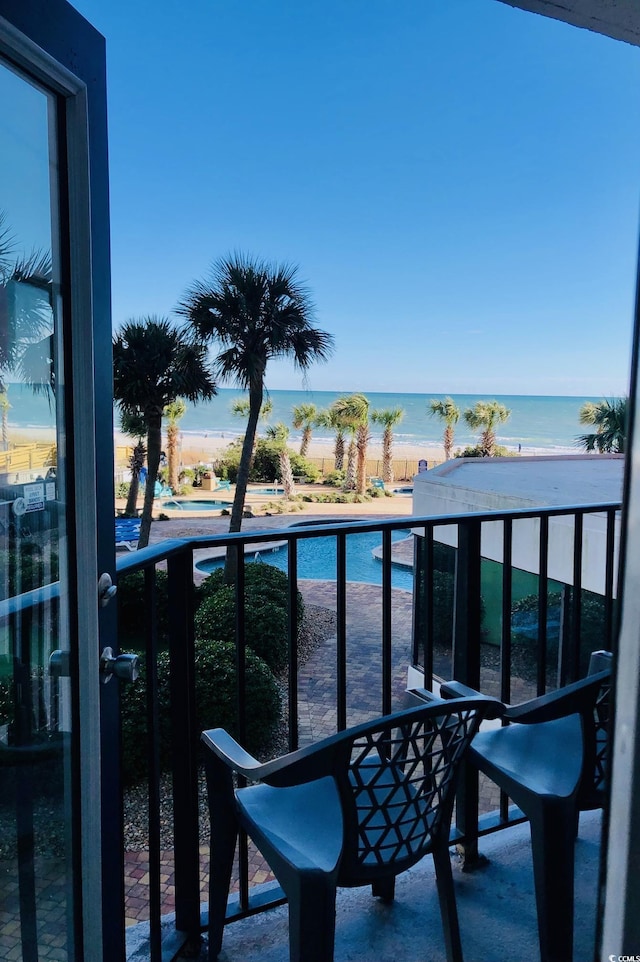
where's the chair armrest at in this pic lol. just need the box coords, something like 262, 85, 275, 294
440, 680, 483, 701
201, 727, 339, 786
202, 729, 265, 778
503, 669, 610, 724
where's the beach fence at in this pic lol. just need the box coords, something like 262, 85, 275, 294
305, 457, 432, 481
113, 448, 434, 482
0, 442, 55, 480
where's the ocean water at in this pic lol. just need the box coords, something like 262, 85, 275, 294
6, 383, 613, 453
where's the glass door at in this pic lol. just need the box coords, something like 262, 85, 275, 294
0, 3, 115, 960
0, 57, 82, 962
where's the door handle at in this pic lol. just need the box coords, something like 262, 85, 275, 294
100, 647, 139, 684
98, 572, 117, 607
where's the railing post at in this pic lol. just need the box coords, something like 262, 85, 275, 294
411, 528, 434, 690
168, 549, 202, 951
452, 518, 483, 868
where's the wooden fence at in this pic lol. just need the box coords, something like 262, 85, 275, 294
0, 442, 55, 478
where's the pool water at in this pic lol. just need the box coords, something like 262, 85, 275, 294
161, 499, 231, 510
251, 486, 285, 495
197, 529, 414, 591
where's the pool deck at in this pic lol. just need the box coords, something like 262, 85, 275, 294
118, 482, 415, 522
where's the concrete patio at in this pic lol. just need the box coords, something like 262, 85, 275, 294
127, 810, 602, 961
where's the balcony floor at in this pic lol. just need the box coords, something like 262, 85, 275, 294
182, 811, 601, 962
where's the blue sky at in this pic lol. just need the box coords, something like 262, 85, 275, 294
71, 0, 640, 396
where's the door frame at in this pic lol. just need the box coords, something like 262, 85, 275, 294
0, 2, 116, 958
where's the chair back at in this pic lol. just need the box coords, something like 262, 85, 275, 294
335, 697, 500, 884
580, 651, 612, 810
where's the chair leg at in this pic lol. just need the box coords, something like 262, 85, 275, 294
372, 876, 395, 903
528, 803, 579, 962
432, 841, 464, 962
207, 823, 237, 960
287, 870, 337, 962
205, 760, 239, 961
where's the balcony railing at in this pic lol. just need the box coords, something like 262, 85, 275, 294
1, 501, 621, 960
112, 500, 620, 957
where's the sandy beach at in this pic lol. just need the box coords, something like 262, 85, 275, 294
9, 424, 577, 472
117, 431, 575, 471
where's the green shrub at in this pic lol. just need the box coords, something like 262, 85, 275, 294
196, 590, 288, 672
197, 562, 304, 631
215, 438, 319, 484
117, 569, 171, 648
323, 469, 345, 486
120, 639, 281, 785
0, 542, 60, 600
116, 481, 130, 498
455, 444, 510, 458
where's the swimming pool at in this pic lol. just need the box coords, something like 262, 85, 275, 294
251, 486, 285, 495
196, 529, 414, 591
160, 499, 231, 511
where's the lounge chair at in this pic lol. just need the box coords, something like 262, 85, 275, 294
115, 517, 140, 551
370, 476, 385, 491
214, 479, 231, 491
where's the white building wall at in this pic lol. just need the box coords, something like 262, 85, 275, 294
412, 455, 623, 595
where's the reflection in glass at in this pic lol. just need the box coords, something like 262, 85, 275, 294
0, 57, 73, 961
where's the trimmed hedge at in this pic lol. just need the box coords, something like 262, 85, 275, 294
120, 639, 281, 785
197, 562, 304, 630
117, 569, 170, 648
196, 589, 288, 673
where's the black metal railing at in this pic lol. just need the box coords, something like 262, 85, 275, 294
111, 500, 621, 956
0, 501, 621, 960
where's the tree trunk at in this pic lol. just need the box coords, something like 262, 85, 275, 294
125, 472, 140, 517
167, 422, 179, 491
344, 439, 356, 491
138, 413, 162, 549
334, 431, 344, 471
225, 381, 263, 583
356, 424, 368, 495
279, 449, 296, 499
125, 440, 145, 516
382, 426, 393, 483
481, 428, 495, 457
444, 425, 454, 461
300, 426, 312, 458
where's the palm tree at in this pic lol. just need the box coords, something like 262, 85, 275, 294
317, 404, 349, 471
0, 388, 10, 449
119, 410, 147, 517
0, 210, 53, 397
266, 423, 296, 499
464, 400, 511, 457
333, 393, 370, 494
265, 422, 290, 444
371, 406, 404, 482
292, 402, 318, 457
343, 424, 357, 491
577, 397, 627, 453
178, 253, 333, 573
164, 398, 187, 492
113, 317, 216, 548
429, 397, 460, 461
231, 396, 273, 452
